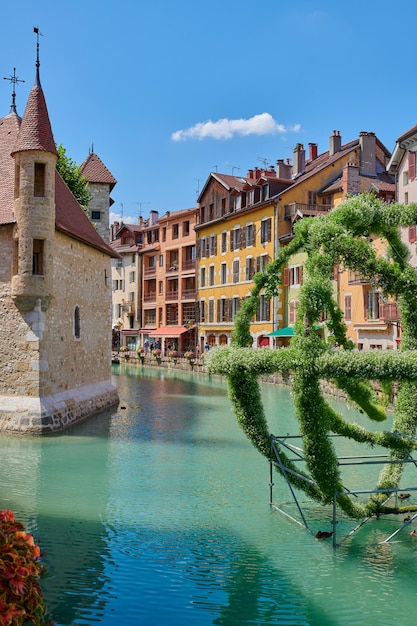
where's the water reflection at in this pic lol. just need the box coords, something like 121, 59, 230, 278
0, 366, 417, 624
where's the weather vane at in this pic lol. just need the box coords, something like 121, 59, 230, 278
34, 26, 43, 69
3, 68, 25, 113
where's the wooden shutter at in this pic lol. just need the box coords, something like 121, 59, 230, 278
409, 151, 416, 181
409, 225, 416, 243
363, 291, 369, 320
266, 297, 271, 321
283, 268, 290, 286
266, 218, 272, 242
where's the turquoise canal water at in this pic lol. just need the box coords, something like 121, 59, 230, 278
1, 365, 417, 625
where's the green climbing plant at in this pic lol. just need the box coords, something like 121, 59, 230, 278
206, 194, 417, 519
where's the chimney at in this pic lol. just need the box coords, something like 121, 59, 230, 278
138, 216, 143, 227
309, 142, 318, 161
342, 161, 360, 198
247, 169, 254, 179
150, 210, 159, 225
276, 159, 292, 180
329, 130, 342, 156
293, 143, 305, 178
359, 131, 377, 177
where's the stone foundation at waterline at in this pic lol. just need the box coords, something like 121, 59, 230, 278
0, 381, 119, 434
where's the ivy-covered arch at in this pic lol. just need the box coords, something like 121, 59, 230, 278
206, 195, 417, 519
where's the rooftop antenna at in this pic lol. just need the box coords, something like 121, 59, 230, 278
119, 202, 124, 221
257, 157, 270, 169
231, 165, 240, 175
212, 165, 218, 172
3, 67, 25, 114
194, 178, 202, 197
132, 202, 151, 219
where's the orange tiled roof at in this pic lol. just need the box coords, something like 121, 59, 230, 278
55, 172, 118, 257
0, 110, 21, 223
80, 152, 117, 190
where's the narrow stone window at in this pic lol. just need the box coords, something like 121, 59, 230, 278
34, 162, 46, 197
14, 164, 20, 199
32, 239, 44, 275
74, 306, 81, 339
12, 240, 18, 275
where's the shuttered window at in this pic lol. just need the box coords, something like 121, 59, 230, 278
409, 151, 416, 181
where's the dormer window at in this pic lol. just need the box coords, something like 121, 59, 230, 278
34, 162, 45, 197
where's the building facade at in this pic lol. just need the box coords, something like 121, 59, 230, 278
196, 170, 292, 350
196, 131, 398, 350
110, 207, 198, 355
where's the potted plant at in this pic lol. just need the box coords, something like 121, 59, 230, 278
168, 349, 178, 365
184, 350, 195, 369
137, 347, 145, 364
119, 346, 130, 360
152, 348, 162, 365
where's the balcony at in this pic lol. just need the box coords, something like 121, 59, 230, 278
348, 270, 371, 284
182, 259, 196, 272
143, 292, 156, 303
166, 290, 179, 301
380, 302, 401, 322
284, 202, 333, 220
181, 289, 196, 300
144, 266, 156, 277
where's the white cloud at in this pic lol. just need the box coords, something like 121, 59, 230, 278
171, 113, 301, 141
110, 211, 137, 226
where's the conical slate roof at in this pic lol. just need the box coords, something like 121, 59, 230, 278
12, 71, 57, 156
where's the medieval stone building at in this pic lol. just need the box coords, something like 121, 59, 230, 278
0, 57, 119, 433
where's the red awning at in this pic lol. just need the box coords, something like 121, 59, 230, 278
149, 326, 190, 337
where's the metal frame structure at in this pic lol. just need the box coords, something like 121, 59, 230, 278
269, 433, 417, 548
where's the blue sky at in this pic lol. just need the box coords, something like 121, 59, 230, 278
1, 1, 416, 225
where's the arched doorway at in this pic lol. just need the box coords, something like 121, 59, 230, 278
219, 334, 228, 346
258, 335, 270, 348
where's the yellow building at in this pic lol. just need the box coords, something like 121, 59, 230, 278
196, 131, 397, 351
196, 170, 292, 350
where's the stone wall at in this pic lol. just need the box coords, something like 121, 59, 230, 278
0, 227, 118, 434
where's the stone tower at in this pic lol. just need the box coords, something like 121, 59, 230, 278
10, 59, 57, 312
80, 151, 117, 243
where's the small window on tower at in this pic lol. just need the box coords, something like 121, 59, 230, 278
34, 163, 45, 197
32, 239, 44, 275
91, 210, 101, 220
74, 306, 81, 339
